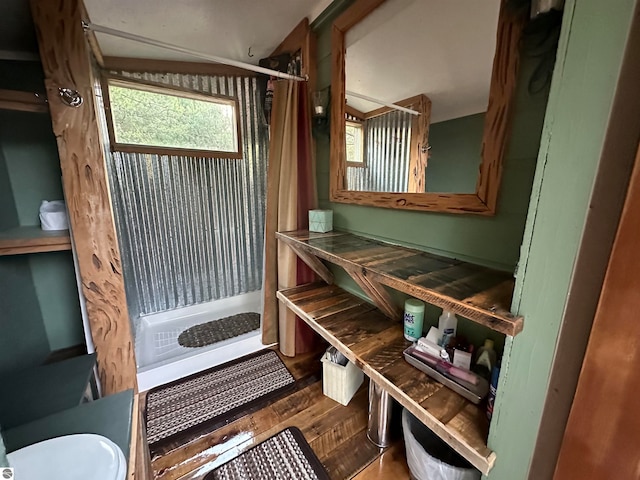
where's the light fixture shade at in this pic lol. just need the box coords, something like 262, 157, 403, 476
312, 89, 329, 118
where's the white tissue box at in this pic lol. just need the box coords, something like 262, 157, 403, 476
309, 209, 333, 233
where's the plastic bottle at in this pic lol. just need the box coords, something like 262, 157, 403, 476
475, 339, 497, 379
437, 310, 458, 347
487, 365, 500, 422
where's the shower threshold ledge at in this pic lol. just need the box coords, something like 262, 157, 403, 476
137, 331, 266, 392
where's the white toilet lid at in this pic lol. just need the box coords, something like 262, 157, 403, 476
7, 433, 127, 480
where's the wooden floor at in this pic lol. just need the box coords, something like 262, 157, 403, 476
146, 349, 411, 480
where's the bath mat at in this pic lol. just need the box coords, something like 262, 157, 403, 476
204, 427, 330, 480
145, 349, 295, 449
178, 312, 260, 348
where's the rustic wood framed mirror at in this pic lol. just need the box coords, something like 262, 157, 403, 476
330, 0, 525, 215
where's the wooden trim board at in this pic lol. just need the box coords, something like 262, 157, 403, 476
0, 227, 71, 255
0, 88, 49, 113
30, 0, 137, 395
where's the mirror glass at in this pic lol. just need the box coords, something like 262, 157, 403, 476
344, 0, 501, 194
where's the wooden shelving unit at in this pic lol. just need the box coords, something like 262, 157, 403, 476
277, 230, 523, 336
278, 283, 496, 474
0, 226, 71, 256
0, 89, 49, 113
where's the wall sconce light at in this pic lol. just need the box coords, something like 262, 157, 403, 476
312, 88, 329, 121
312, 88, 330, 136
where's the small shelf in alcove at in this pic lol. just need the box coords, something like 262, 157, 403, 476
0, 89, 49, 114
0, 226, 71, 256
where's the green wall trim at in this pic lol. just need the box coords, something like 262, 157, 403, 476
310, 0, 354, 32
487, 0, 636, 478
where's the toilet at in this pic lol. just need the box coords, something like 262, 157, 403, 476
6, 433, 126, 480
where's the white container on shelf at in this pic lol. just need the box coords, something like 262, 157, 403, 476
39, 200, 68, 231
321, 350, 364, 406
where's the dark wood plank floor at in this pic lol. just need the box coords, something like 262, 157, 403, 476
146, 349, 410, 480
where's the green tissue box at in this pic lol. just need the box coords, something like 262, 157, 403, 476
309, 209, 333, 233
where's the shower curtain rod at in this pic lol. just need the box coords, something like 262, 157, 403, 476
85, 23, 307, 82
346, 90, 421, 116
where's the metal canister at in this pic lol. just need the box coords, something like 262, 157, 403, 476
367, 381, 393, 447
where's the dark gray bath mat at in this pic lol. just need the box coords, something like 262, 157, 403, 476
178, 312, 260, 348
145, 349, 295, 450
204, 427, 330, 480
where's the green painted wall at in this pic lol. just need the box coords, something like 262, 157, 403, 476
0, 256, 50, 375
488, 1, 636, 478
0, 138, 16, 231
313, 0, 634, 477
0, 60, 84, 354
315, 19, 548, 274
427, 113, 485, 194
29, 254, 83, 350
313, 1, 550, 350
0, 118, 50, 374
0, 110, 64, 226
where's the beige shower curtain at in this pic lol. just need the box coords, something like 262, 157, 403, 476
262, 80, 318, 356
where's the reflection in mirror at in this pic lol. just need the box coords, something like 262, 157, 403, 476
345, 94, 430, 192
344, 0, 500, 194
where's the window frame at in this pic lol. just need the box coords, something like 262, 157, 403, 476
345, 119, 366, 168
102, 74, 243, 159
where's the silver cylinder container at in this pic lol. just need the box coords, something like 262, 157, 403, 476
367, 381, 393, 447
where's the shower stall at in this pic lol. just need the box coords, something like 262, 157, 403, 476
103, 72, 269, 391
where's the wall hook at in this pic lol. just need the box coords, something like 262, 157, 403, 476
58, 88, 83, 108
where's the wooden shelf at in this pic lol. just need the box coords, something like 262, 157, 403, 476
278, 283, 496, 474
0, 89, 49, 113
277, 230, 523, 336
0, 227, 71, 256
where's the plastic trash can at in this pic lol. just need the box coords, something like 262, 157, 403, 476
402, 408, 481, 480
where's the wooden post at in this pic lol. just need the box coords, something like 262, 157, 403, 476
30, 0, 137, 394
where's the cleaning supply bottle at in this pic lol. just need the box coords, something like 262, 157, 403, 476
403, 298, 425, 342
474, 339, 497, 379
487, 365, 500, 422
437, 309, 458, 347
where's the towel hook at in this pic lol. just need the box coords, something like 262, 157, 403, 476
58, 88, 83, 108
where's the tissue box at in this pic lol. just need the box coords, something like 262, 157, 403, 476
321, 350, 364, 406
309, 209, 333, 233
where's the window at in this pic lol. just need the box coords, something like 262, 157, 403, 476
104, 77, 242, 158
345, 120, 365, 167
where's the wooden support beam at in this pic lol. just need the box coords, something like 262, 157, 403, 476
345, 266, 402, 320
287, 242, 334, 285
30, 0, 137, 395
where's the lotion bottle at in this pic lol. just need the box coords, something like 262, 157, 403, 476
475, 339, 497, 379
437, 310, 458, 347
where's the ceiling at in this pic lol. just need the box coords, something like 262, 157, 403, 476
345, 0, 500, 123
1, 0, 499, 124
0, 0, 333, 64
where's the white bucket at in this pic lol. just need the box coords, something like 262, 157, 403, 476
39, 200, 69, 231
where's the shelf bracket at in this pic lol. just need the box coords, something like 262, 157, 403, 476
285, 242, 334, 285
345, 266, 402, 320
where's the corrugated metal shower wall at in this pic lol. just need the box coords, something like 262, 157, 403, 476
105, 72, 268, 318
347, 110, 413, 192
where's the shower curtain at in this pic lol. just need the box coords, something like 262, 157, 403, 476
262, 80, 318, 356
